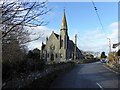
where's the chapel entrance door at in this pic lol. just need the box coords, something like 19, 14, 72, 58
51, 54, 54, 61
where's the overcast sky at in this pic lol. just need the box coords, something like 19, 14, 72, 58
28, 2, 118, 55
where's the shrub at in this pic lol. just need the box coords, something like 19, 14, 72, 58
108, 52, 117, 64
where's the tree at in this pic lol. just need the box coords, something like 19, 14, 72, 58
27, 48, 40, 59
32, 48, 40, 59
1, 0, 50, 62
1, 0, 51, 43
108, 52, 117, 64
27, 49, 45, 71
1, 0, 50, 81
100, 52, 107, 58
27, 50, 34, 58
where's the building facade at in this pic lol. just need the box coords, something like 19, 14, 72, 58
41, 10, 84, 63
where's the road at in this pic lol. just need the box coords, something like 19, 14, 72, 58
50, 62, 119, 89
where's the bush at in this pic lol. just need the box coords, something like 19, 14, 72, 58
108, 52, 117, 64
2, 54, 46, 82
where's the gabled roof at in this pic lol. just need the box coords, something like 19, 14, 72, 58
42, 44, 46, 50
54, 33, 59, 39
68, 40, 82, 53
113, 42, 120, 48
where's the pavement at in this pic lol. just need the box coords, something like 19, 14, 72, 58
50, 61, 119, 89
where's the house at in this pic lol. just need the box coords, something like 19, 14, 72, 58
113, 42, 120, 48
113, 42, 120, 64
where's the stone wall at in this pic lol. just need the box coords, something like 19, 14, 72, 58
2, 62, 74, 89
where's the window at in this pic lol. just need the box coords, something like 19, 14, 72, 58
61, 40, 63, 47
70, 53, 72, 58
51, 54, 54, 61
47, 54, 49, 58
56, 54, 57, 58
60, 53, 62, 58
78, 54, 79, 59
42, 54, 44, 58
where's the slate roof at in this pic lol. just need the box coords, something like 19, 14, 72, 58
68, 40, 82, 53
42, 44, 46, 50
54, 33, 59, 39
113, 42, 120, 48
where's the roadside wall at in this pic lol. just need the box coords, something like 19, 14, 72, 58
2, 62, 74, 89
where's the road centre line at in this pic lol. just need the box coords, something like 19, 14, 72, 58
96, 83, 104, 90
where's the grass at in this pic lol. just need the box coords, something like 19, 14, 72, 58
106, 62, 120, 73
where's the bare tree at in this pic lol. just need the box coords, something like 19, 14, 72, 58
1, 0, 51, 43
1, 0, 51, 82
1, 0, 51, 63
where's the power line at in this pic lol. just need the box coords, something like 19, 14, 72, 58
91, 1, 112, 52
91, 0, 107, 36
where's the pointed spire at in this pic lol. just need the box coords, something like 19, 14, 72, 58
61, 8, 68, 30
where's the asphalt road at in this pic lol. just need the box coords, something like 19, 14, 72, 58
50, 62, 119, 89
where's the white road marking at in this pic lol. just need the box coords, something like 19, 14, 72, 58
103, 65, 119, 74
96, 83, 104, 90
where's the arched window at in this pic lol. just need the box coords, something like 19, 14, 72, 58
51, 54, 54, 61
47, 54, 49, 58
42, 54, 44, 58
61, 40, 63, 47
60, 53, 62, 58
70, 53, 72, 58
56, 54, 57, 58
78, 54, 79, 59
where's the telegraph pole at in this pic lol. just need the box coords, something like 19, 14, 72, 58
107, 38, 111, 53
74, 34, 77, 63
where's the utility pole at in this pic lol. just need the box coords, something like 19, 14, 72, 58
107, 38, 111, 53
74, 34, 77, 63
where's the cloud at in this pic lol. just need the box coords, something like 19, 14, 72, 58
106, 22, 118, 47
108, 22, 118, 51
77, 21, 118, 54
109, 22, 118, 30
27, 26, 58, 50
77, 30, 107, 51
26, 21, 118, 55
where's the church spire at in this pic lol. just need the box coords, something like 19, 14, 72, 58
61, 9, 68, 30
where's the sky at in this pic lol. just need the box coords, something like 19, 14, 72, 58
28, 2, 118, 55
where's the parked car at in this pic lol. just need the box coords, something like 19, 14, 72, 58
100, 58, 108, 63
